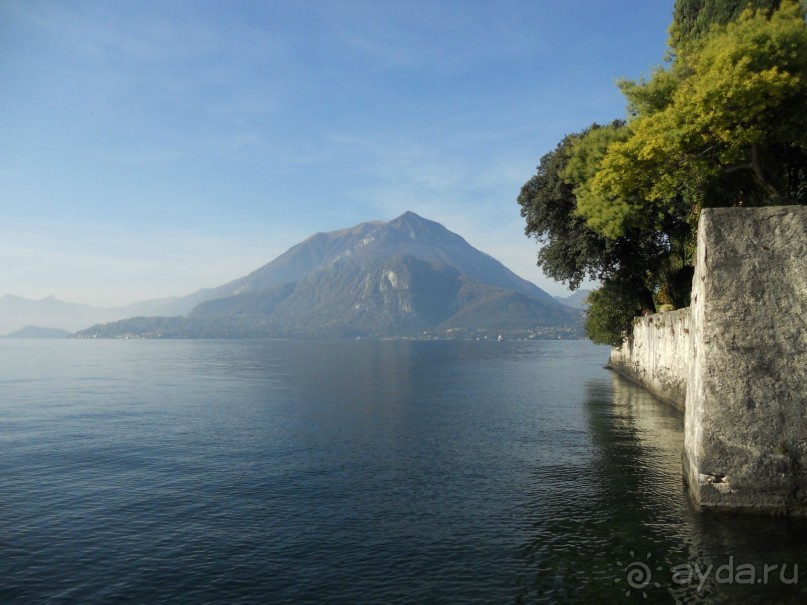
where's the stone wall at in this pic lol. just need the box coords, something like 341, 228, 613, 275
683, 205, 807, 515
608, 308, 690, 411
607, 206, 806, 515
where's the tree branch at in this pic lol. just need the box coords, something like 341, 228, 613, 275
722, 162, 753, 174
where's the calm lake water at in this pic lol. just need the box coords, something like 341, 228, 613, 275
1, 339, 805, 604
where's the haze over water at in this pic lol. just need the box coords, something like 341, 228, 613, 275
2, 339, 805, 603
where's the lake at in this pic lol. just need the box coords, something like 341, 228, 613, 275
1, 339, 805, 604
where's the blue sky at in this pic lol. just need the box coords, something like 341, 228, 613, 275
1, 0, 673, 307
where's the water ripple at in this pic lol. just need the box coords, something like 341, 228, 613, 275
1, 340, 805, 604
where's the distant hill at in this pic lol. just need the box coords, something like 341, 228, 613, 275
554, 289, 591, 309
76, 212, 583, 340
1, 325, 71, 339
0, 295, 96, 334
0, 293, 199, 335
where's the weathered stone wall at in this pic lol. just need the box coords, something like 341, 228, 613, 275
607, 206, 806, 514
608, 308, 690, 411
683, 205, 807, 515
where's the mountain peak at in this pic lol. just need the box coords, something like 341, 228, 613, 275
388, 211, 434, 228
392, 210, 424, 222
386, 211, 453, 242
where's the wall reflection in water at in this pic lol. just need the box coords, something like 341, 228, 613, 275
515, 372, 807, 605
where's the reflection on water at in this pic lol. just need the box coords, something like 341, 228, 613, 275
516, 372, 807, 604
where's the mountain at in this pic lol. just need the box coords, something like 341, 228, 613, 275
0, 294, 198, 335
1, 325, 71, 338
189, 211, 557, 304
554, 289, 592, 309
0, 295, 101, 334
75, 212, 584, 340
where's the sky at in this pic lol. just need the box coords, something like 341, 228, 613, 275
1, 0, 675, 307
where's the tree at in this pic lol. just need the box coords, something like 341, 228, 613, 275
517, 124, 618, 291
583, 282, 644, 347
517, 123, 685, 317
578, 0, 807, 240
519, 0, 807, 345
669, 0, 783, 49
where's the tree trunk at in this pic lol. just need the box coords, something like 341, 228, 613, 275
749, 144, 782, 203
637, 285, 657, 314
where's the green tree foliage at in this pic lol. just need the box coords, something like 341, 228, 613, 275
520, 0, 807, 345
583, 282, 645, 347
517, 124, 617, 291
670, 0, 783, 49
518, 124, 672, 312
574, 1, 807, 239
